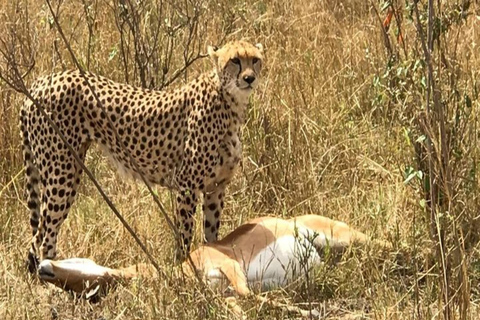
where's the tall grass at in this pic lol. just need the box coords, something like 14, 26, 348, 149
1, 0, 480, 319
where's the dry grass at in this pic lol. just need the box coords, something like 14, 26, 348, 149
1, 0, 480, 319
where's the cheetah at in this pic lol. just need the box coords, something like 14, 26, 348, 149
19, 40, 264, 272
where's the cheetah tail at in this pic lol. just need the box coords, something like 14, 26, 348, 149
19, 108, 42, 239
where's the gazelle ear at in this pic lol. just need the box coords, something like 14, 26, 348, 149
207, 45, 219, 59
255, 43, 263, 52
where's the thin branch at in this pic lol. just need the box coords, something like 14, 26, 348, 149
412, 1, 451, 318
161, 52, 207, 88
38, 0, 216, 300
44, 0, 179, 242
1, 64, 170, 278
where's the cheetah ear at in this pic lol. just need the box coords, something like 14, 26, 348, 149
207, 45, 219, 59
255, 43, 263, 52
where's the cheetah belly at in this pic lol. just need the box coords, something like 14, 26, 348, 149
98, 143, 183, 188
94, 118, 186, 189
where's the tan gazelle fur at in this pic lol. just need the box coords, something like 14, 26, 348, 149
38, 215, 390, 315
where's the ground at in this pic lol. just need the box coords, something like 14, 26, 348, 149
1, 0, 480, 319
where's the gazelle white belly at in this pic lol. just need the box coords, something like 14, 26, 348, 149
245, 231, 324, 290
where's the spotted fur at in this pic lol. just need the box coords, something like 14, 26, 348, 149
20, 40, 264, 272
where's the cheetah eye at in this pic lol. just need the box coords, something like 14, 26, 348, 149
230, 57, 241, 65
252, 58, 259, 64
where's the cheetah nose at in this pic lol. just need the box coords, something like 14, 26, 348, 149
243, 75, 255, 84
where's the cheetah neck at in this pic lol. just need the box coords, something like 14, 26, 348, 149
208, 71, 249, 124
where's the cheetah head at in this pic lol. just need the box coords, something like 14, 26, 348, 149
208, 40, 263, 103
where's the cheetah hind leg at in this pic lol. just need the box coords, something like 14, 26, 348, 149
37, 143, 88, 263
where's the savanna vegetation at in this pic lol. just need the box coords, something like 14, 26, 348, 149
1, 0, 480, 319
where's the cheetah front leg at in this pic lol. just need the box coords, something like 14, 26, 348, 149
203, 187, 225, 243
174, 188, 200, 262
202, 148, 239, 243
